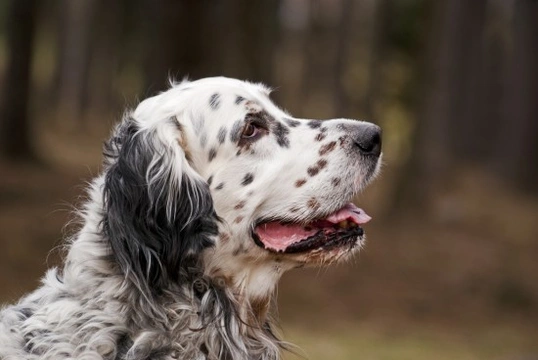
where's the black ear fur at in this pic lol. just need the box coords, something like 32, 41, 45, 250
102, 117, 218, 294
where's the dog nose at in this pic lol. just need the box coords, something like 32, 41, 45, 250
354, 124, 382, 156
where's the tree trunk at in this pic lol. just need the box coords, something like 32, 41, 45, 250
54, 0, 97, 125
86, 0, 125, 114
446, 0, 488, 161
496, 0, 538, 192
332, 0, 354, 116
143, 0, 218, 92
300, 0, 321, 112
361, 0, 390, 120
236, 0, 280, 83
395, 0, 457, 208
0, 0, 38, 160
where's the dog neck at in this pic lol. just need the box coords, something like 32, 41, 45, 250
205, 256, 282, 326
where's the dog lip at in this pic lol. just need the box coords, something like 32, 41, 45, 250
252, 226, 364, 254
252, 202, 370, 253
282, 226, 364, 254
253, 203, 370, 228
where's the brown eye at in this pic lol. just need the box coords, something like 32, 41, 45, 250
242, 123, 259, 138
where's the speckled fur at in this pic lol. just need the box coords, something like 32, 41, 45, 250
0, 77, 382, 360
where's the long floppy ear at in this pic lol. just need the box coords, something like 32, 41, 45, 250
102, 115, 218, 295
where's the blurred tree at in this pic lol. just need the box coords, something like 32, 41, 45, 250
87, 0, 125, 114
446, 0, 488, 161
227, 0, 280, 83
396, 0, 491, 207
394, 0, 538, 208
495, 0, 538, 192
361, 0, 390, 120
0, 0, 38, 160
53, 0, 97, 124
332, 0, 354, 115
142, 0, 280, 92
143, 0, 219, 92
299, 0, 343, 115
300, 0, 322, 111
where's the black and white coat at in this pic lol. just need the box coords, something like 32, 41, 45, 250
0, 77, 382, 360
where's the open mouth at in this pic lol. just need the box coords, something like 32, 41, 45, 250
252, 203, 371, 253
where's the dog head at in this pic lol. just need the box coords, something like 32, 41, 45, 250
102, 77, 382, 299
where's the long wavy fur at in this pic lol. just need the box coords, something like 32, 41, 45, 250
0, 114, 283, 359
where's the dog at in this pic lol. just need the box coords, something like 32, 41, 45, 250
0, 77, 382, 359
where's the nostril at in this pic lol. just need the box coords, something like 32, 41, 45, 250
357, 133, 380, 152
354, 126, 382, 156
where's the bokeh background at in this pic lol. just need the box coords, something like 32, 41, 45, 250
1, 0, 537, 359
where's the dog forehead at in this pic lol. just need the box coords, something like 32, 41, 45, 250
133, 77, 272, 128
192, 82, 287, 137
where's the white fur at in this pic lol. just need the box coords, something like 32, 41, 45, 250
0, 77, 381, 359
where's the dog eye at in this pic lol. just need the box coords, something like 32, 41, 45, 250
241, 123, 260, 138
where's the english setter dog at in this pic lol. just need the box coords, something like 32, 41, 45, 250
0, 77, 382, 359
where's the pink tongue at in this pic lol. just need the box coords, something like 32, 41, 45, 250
255, 223, 317, 251
325, 203, 371, 224
255, 203, 371, 252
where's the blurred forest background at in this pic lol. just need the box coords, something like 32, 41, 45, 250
1, 0, 537, 359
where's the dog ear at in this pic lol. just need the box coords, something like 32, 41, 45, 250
102, 115, 218, 295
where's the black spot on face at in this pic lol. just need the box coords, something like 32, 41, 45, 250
208, 147, 217, 162
217, 126, 227, 144
315, 132, 326, 142
295, 179, 307, 187
230, 120, 243, 143
307, 166, 320, 176
234, 216, 244, 224
284, 118, 301, 127
207, 175, 213, 185
234, 201, 246, 209
307, 159, 328, 177
307, 197, 320, 210
317, 159, 328, 169
308, 120, 322, 129
273, 122, 290, 148
215, 182, 224, 190
319, 141, 337, 155
242, 173, 254, 186
220, 232, 230, 244
209, 93, 221, 110
331, 177, 341, 186
235, 95, 245, 104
